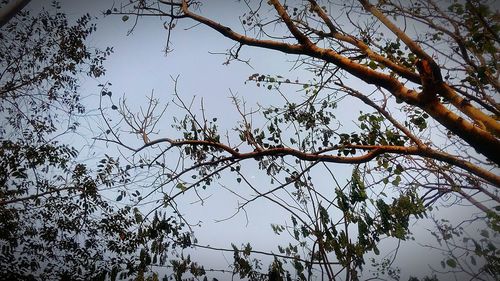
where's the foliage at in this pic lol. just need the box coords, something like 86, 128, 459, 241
96, 0, 500, 280
428, 215, 499, 280
0, 3, 188, 280
1, 0, 498, 280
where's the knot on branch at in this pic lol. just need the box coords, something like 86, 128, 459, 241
416, 58, 443, 103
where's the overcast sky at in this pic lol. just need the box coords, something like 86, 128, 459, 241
16, 1, 493, 280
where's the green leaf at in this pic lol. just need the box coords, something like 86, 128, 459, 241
116, 195, 123, 201
122, 15, 129, 22
134, 211, 142, 223
368, 60, 378, 70
176, 183, 186, 191
446, 258, 457, 268
392, 175, 401, 186
480, 229, 489, 238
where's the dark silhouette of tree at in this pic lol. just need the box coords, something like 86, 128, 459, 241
0, 3, 191, 280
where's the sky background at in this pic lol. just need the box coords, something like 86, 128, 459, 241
16, 0, 494, 280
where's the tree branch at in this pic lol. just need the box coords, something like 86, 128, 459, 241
0, 0, 31, 28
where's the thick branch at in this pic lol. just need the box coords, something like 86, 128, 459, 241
420, 99, 500, 166
0, 0, 30, 28
269, 0, 313, 46
439, 84, 500, 137
164, 1, 500, 167
307, 1, 421, 84
180, 2, 305, 54
358, 0, 500, 141
133, 138, 500, 187
178, 1, 422, 104
358, 0, 431, 61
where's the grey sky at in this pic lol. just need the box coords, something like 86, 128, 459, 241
13, 0, 496, 280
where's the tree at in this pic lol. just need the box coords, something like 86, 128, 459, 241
0, 3, 186, 280
96, 0, 500, 280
